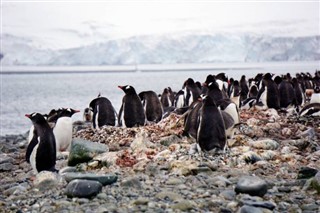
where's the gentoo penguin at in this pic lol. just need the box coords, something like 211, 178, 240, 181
174, 90, 185, 108
248, 84, 259, 98
310, 86, 320, 103
53, 108, 80, 152
139, 90, 163, 123
299, 103, 320, 117
240, 75, 249, 101
205, 80, 225, 103
25, 113, 56, 173
240, 97, 256, 110
183, 78, 201, 106
215, 72, 228, 93
83, 107, 93, 122
292, 78, 305, 106
274, 76, 295, 109
216, 98, 240, 124
256, 73, 280, 110
118, 85, 145, 127
89, 96, 117, 129
183, 98, 203, 138
229, 80, 240, 108
197, 95, 226, 152
160, 87, 174, 108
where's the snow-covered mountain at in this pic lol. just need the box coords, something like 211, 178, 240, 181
1, 32, 319, 66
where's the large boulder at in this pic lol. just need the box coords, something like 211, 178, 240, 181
68, 138, 108, 166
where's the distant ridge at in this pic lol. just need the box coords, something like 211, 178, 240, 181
1, 33, 319, 66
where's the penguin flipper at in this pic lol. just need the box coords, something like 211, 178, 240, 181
118, 104, 123, 126
26, 136, 38, 163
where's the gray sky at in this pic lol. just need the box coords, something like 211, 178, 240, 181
2, 0, 319, 49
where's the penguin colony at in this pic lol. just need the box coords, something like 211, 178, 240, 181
25, 70, 320, 173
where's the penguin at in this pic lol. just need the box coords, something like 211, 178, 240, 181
274, 76, 295, 109
174, 90, 185, 108
25, 113, 57, 173
240, 97, 257, 110
240, 75, 249, 101
83, 107, 93, 122
220, 110, 236, 139
118, 85, 145, 127
183, 78, 201, 106
183, 98, 203, 138
205, 80, 225, 103
229, 80, 241, 108
53, 108, 80, 152
216, 98, 240, 124
215, 72, 228, 93
197, 95, 226, 152
310, 86, 320, 104
292, 77, 305, 106
89, 96, 117, 129
299, 103, 320, 117
256, 73, 280, 110
160, 87, 174, 108
248, 84, 259, 98
139, 90, 163, 123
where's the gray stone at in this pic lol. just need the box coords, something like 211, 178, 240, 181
239, 205, 264, 213
301, 203, 319, 211
235, 176, 268, 197
220, 190, 236, 200
59, 166, 78, 174
242, 200, 276, 210
159, 135, 181, 146
68, 138, 108, 166
65, 179, 102, 198
297, 167, 318, 179
0, 162, 14, 171
249, 139, 279, 150
311, 171, 320, 193
33, 171, 60, 190
171, 200, 193, 211
63, 172, 117, 186
0, 153, 14, 164
155, 191, 183, 201
121, 177, 143, 188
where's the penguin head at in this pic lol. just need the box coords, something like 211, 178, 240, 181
216, 73, 228, 82
25, 113, 47, 124
118, 85, 136, 94
203, 75, 215, 86
207, 81, 220, 91
202, 95, 216, 106
59, 108, 80, 117
263, 73, 273, 80
314, 85, 320, 93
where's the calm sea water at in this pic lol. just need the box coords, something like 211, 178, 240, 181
1, 61, 319, 136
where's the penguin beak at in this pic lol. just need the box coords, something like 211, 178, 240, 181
202, 82, 207, 87
25, 114, 31, 118
74, 109, 80, 113
118, 86, 124, 89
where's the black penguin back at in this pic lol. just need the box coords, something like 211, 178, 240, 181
119, 85, 145, 127
89, 96, 116, 128
139, 90, 163, 123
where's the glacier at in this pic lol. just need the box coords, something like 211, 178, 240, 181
1, 32, 319, 66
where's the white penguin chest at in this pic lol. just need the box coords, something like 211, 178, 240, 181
30, 140, 39, 174
310, 94, 320, 104
53, 117, 72, 151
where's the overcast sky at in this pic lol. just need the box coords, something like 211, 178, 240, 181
2, 0, 319, 49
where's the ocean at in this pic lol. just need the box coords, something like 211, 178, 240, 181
1, 61, 319, 136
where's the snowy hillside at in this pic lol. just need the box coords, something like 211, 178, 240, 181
1, 33, 319, 66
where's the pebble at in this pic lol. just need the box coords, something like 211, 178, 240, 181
63, 172, 118, 186
235, 176, 268, 197
33, 171, 61, 190
65, 179, 102, 198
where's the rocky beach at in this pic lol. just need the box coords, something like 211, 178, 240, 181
1, 107, 320, 213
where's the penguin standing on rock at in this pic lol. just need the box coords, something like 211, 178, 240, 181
89, 96, 117, 129
53, 108, 80, 152
118, 85, 145, 127
25, 113, 57, 174
197, 95, 226, 152
139, 90, 163, 123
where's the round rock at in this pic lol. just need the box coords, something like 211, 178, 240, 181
65, 179, 102, 198
235, 176, 268, 197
